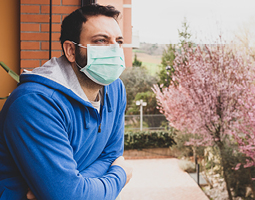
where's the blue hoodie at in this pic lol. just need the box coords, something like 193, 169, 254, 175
0, 56, 127, 200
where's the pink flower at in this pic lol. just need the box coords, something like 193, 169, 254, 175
234, 163, 242, 170
153, 44, 255, 167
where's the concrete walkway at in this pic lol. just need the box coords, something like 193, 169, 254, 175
120, 158, 209, 200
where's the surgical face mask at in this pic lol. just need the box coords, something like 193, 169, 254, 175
73, 42, 126, 86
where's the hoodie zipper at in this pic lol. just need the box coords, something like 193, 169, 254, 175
98, 124, 101, 133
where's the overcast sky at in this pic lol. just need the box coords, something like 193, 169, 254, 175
132, 0, 255, 44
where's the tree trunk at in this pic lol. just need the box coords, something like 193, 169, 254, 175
217, 142, 233, 200
248, 169, 255, 200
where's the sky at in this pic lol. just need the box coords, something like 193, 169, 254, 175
132, 0, 255, 44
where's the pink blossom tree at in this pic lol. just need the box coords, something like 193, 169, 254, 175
233, 85, 255, 170
153, 44, 255, 200
233, 85, 255, 196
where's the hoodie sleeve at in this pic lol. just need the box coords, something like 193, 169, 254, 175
3, 92, 126, 200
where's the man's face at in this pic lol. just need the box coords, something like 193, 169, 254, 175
75, 15, 124, 67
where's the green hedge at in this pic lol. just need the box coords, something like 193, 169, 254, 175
124, 131, 176, 150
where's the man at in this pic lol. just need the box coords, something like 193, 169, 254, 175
0, 4, 132, 200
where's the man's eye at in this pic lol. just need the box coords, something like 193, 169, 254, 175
95, 39, 106, 43
117, 41, 123, 44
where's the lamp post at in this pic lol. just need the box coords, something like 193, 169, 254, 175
166, 65, 171, 87
136, 99, 147, 131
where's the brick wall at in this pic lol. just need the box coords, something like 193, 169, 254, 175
20, 0, 132, 72
20, 0, 79, 72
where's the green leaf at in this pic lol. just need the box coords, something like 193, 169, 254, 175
0, 61, 20, 83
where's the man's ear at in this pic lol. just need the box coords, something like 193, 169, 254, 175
63, 41, 76, 63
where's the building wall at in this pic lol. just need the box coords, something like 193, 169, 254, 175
20, 0, 132, 72
0, 1, 20, 109
122, 0, 132, 67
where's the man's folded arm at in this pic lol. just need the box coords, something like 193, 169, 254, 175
3, 94, 126, 200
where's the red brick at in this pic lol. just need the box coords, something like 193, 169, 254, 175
41, 24, 49, 32
53, 23, 61, 32
41, 23, 61, 32
41, 42, 49, 50
21, 0, 49, 5
41, 42, 48, 50
21, 14, 49, 23
21, 23, 40, 32
52, 42, 62, 50
41, 5, 79, 14
52, 15, 61, 23
51, 51, 62, 58
21, 5, 40, 13
41, 5, 49, 13
21, 0, 61, 5
21, 60, 40, 68
21, 33, 49, 41
62, 0, 80, 6
41, 42, 61, 50
22, 14, 61, 24
52, 0, 61, 5
52, 33, 61, 41
61, 14, 68, 21
21, 51, 49, 59
21, 42, 40, 50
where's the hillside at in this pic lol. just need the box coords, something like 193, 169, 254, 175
132, 43, 167, 75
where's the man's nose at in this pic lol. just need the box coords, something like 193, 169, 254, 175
109, 39, 117, 44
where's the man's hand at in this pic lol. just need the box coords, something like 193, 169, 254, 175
111, 156, 133, 186
27, 188, 36, 200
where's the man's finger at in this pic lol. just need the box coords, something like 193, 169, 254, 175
27, 189, 36, 200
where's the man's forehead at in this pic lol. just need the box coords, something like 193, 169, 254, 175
80, 15, 123, 42
83, 15, 119, 29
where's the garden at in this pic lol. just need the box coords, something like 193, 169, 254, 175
121, 19, 255, 200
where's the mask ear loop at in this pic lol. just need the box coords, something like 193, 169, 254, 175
72, 41, 87, 49
75, 61, 83, 70
71, 41, 87, 70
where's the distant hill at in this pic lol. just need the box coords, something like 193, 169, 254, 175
136, 42, 167, 56
132, 43, 166, 75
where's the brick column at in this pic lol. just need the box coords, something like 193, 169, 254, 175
20, 0, 79, 72
123, 0, 132, 68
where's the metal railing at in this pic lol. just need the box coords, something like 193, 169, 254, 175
125, 114, 169, 131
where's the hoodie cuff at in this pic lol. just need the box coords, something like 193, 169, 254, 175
108, 165, 127, 190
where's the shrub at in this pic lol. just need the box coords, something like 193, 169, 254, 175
124, 130, 176, 150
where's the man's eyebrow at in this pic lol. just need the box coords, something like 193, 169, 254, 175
91, 34, 124, 40
91, 34, 109, 39
116, 36, 124, 40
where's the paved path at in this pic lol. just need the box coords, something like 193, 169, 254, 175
120, 158, 209, 200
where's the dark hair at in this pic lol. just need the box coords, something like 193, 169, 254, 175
60, 4, 120, 52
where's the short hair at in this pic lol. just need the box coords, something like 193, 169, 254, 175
60, 4, 120, 52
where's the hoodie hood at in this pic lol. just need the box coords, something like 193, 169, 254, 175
22, 56, 89, 102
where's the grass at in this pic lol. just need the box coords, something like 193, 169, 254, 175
142, 62, 160, 76
132, 51, 162, 76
